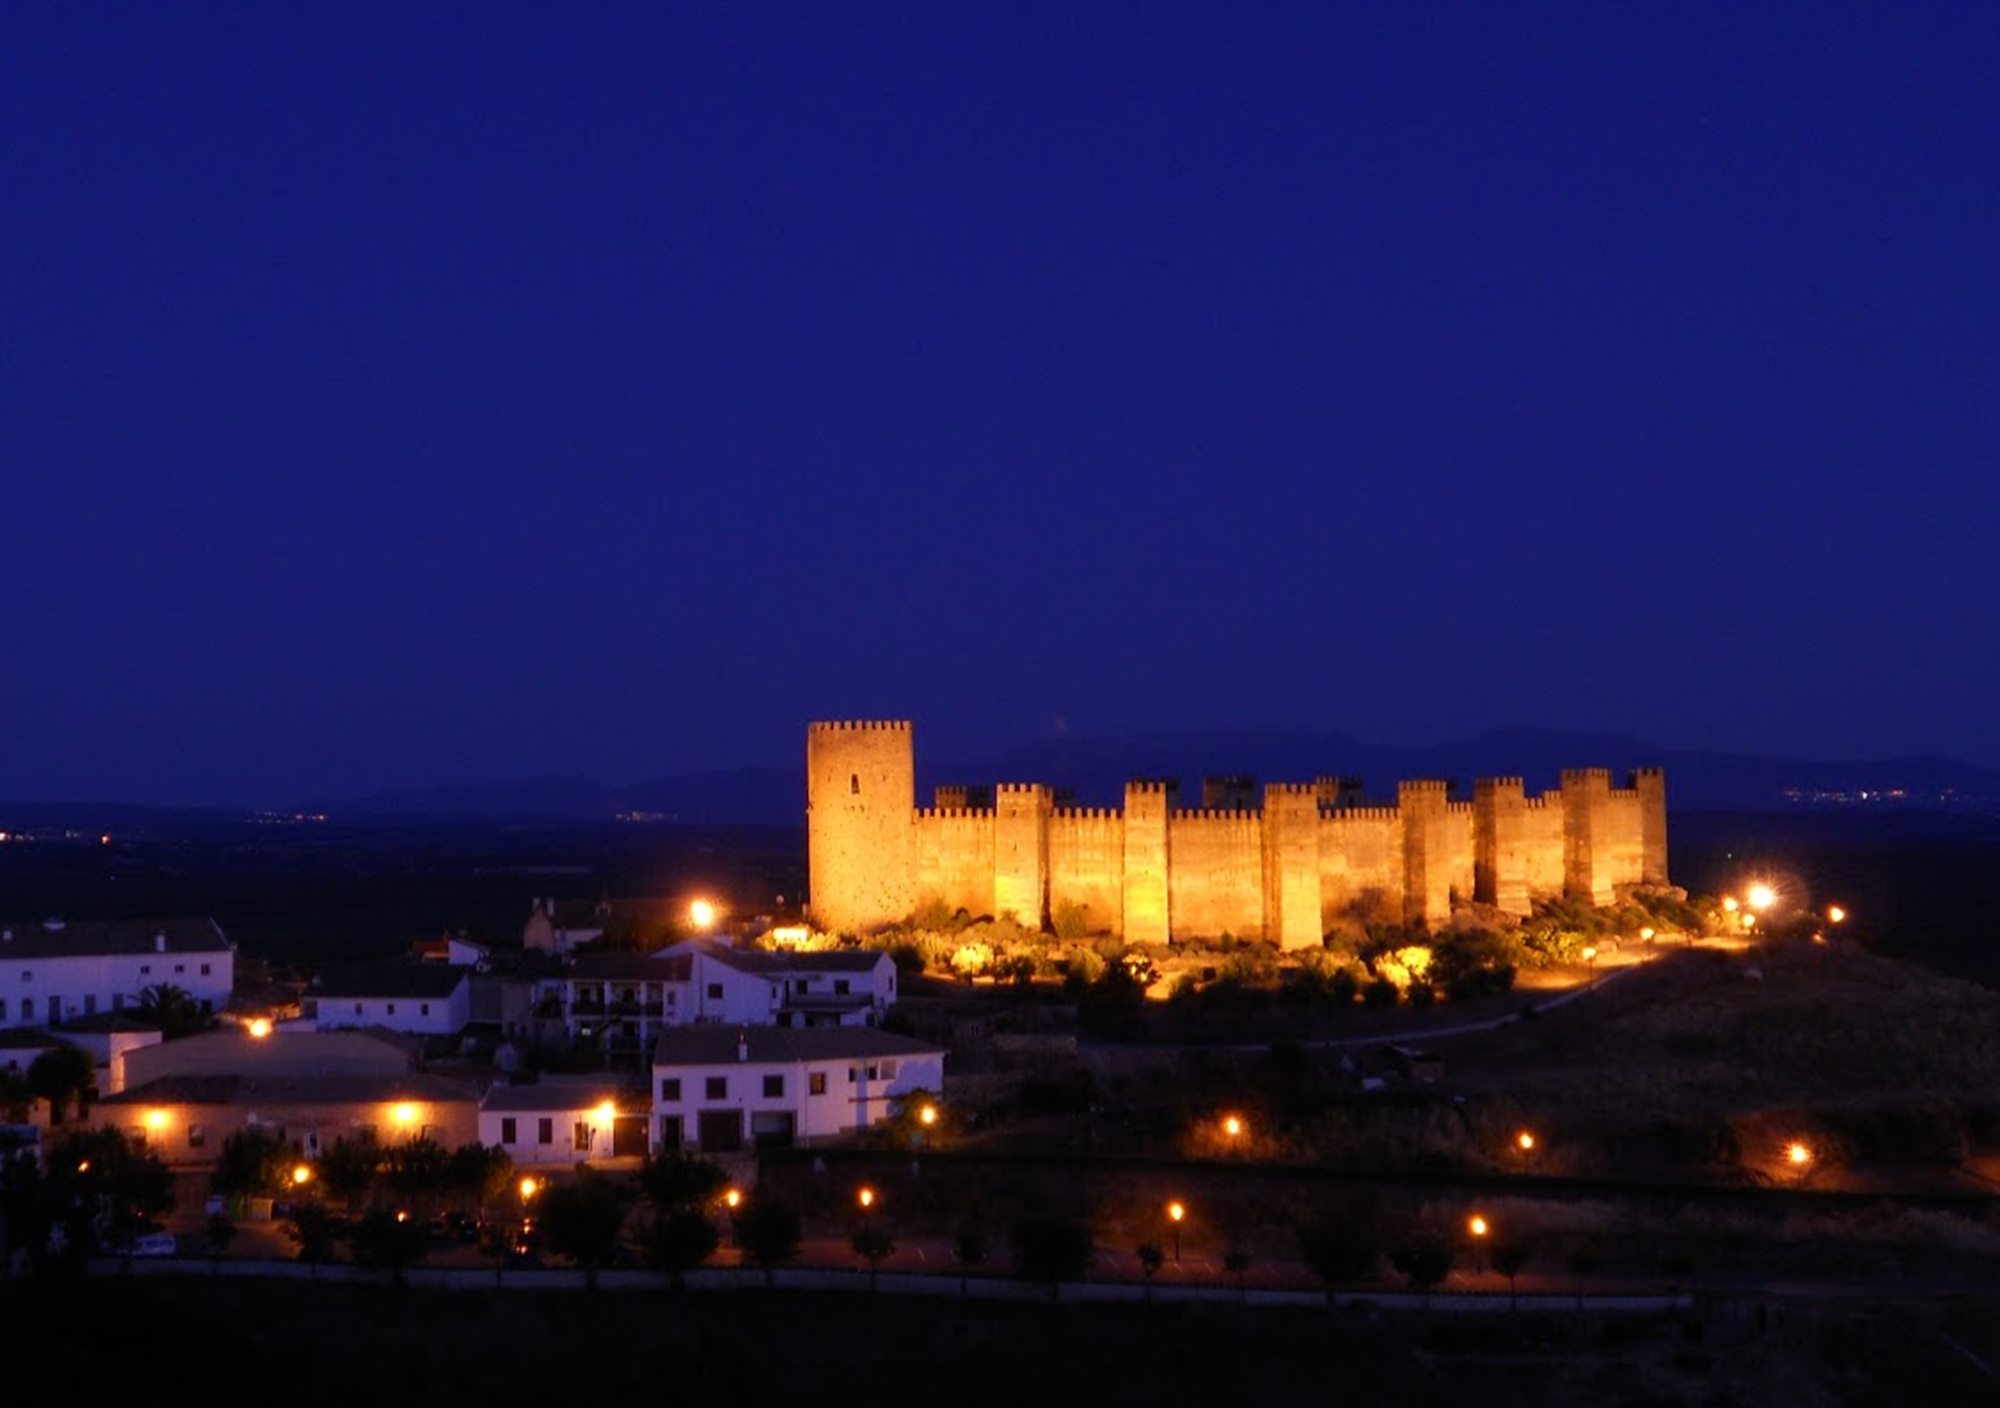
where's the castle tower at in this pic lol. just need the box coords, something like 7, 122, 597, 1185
1398, 780, 1452, 929
1121, 780, 1174, 946
1561, 768, 1616, 905
806, 721, 915, 932
1473, 776, 1531, 916
993, 784, 1053, 927
1262, 783, 1322, 950
1632, 767, 1668, 886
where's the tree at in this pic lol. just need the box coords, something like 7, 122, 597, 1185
210, 1126, 288, 1200
478, 1219, 515, 1285
851, 1226, 894, 1290
1490, 1239, 1532, 1312
316, 1138, 379, 1209
637, 1150, 726, 1213
1224, 1246, 1253, 1301
1135, 1242, 1164, 1299
46, 1128, 172, 1256
26, 1046, 94, 1124
444, 1142, 514, 1213
642, 1208, 719, 1288
286, 1203, 339, 1274
0, 1067, 31, 1122
1297, 1210, 1379, 1300
136, 983, 208, 1039
953, 1216, 988, 1296
1390, 1235, 1455, 1309
1012, 1214, 1094, 1298
383, 1137, 450, 1212
205, 1212, 237, 1270
733, 1197, 802, 1287
538, 1171, 633, 1288
348, 1209, 428, 1286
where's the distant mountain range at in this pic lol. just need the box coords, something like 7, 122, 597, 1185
302, 728, 2000, 823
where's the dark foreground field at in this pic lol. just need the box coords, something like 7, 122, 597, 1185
9, 1277, 1998, 1407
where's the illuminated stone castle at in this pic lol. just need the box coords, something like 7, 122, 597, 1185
806, 721, 1668, 948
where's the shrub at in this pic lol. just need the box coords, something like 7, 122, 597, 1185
888, 942, 927, 975
1362, 977, 1400, 1009
1052, 901, 1094, 940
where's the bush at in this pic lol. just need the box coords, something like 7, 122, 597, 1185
1362, 977, 1400, 1009
888, 942, 927, 976
1052, 901, 1094, 940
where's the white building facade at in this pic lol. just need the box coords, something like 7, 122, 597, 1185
651, 1027, 945, 1155
478, 1080, 651, 1166
0, 918, 235, 1029
305, 966, 472, 1036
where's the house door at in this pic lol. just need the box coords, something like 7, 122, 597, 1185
696, 1109, 743, 1153
750, 1111, 795, 1151
612, 1114, 648, 1157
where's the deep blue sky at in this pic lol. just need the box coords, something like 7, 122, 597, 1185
4, 6, 1996, 805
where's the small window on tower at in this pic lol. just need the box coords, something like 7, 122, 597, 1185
850, 774, 859, 795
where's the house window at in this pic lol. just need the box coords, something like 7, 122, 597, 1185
880, 1060, 898, 1079
353, 1004, 363, 1016
501, 1117, 518, 1144
574, 1121, 593, 1152
187, 1125, 207, 1150
0, 999, 6, 1021
666, 991, 677, 1006
762, 1074, 784, 1098
660, 1078, 682, 1101
386, 1003, 397, 1017
657, 1115, 683, 1151
139, 965, 151, 976
173, 965, 185, 975
834, 979, 850, 996
706, 983, 723, 1000
19, 971, 29, 981
809, 1072, 827, 1096
419, 1004, 431, 1017
705, 1076, 727, 1099
84, 995, 96, 1015
850, 773, 859, 795
19, 998, 31, 1020
537, 1117, 553, 1145
200, 964, 211, 977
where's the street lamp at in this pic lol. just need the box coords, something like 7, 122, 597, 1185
291, 1163, 313, 1187
689, 899, 718, 931
1828, 905, 1847, 925
1515, 1130, 1536, 1153
1721, 896, 1739, 914
919, 1103, 938, 1128
1166, 1200, 1186, 1262
518, 1176, 541, 1202
1467, 1213, 1490, 1273
722, 1187, 742, 1210
1222, 1114, 1245, 1140
1747, 883, 1777, 913
246, 1017, 273, 1039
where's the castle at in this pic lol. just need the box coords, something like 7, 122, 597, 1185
806, 721, 1668, 949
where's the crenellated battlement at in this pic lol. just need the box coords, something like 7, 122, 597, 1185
1475, 776, 1526, 793
1265, 782, 1317, 799
1125, 779, 1176, 796
1323, 805, 1401, 822
1172, 808, 1261, 822
996, 782, 1052, 796
1523, 794, 1556, 810
1051, 807, 1122, 821
810, 719, 912, 733
914, 806, 995, 821
1399, 779, 1450, 796
1561, 767, 1613, 786
1446, 800, 1475, 814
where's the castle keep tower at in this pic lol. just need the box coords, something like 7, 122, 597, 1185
806, 721, 915, 932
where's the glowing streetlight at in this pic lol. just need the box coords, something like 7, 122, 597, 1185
1721, 896, 1739, 913
594, 1100, 617, 1125
1222, 1114, 1244, 1139
246, 1017, 273, 1039
1740, 912, 1757, 931
144, 1109, 168, 1132
1828, 905, 1847, 925
1167, 1200, 1186, 1262
390, 1102, 419, 1128
1639, 927, 1655, 943
1515, 1130, 1536, 1153
1468, 1213, 1489, 1239
1785, 1141, 1813, 1168
291, 1163, 313, 1186
1747, 883, 1777, 912
76, 1159, 91, 1174
722, 1187, 742, 1210
918, 1103, 938, 1128
857, 1186, 876, 1210
689, 899, 718, 931
518, 1176, 541, 1201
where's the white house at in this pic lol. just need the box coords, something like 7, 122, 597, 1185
657, 942, 900, 1028
651, 1026, 945, 1155
304, 965, 472, 1036
478, 1078, 651, 1166
0, 917, 235, 1029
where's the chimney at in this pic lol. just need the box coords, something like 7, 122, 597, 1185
736, 1030, 748, 1063
155, 931, 167, 953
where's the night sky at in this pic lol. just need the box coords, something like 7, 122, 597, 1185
4, 7, 1996, 806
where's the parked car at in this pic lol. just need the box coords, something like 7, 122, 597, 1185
129, 1232, 177, 1258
